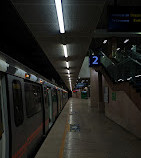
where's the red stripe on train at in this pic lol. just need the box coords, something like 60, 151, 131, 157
12, 120, 49, 158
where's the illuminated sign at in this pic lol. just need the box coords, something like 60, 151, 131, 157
89, 55, 100, 67
40, 80, 43, 84
108, 6, 141, 32
25, 73, 30, 79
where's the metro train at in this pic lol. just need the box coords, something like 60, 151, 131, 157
0, 51, 68, 158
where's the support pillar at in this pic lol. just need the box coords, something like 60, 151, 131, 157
90, 68, 105, 112
90, 67, 99, 107
98, 72, 105, 112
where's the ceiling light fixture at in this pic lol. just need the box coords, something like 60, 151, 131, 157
63, 45, 68, 58
69, 80, 72, 88
68, 74, 70, 78
55, 0, 65, 33
124, 39, 129, 44
116, 48, 120, 51
66, 61, 69, 69
135, 75, 141, 78
67, 69, 70, 74
127, 77, 132, 80
103, 40, 107, 44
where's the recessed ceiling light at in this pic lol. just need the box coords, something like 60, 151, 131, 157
67, 69, 70, 74
124, 39, 129, 44
63, 45, 68, 58
103, 40, 107, 44
66, 61, 69, 68
55, 0, 65, 33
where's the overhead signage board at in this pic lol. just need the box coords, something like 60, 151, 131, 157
76, 83, 86, 89
108, 6, 141, 32
89, 55, 100, 67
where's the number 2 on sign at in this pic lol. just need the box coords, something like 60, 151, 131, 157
92, 56, 98, 64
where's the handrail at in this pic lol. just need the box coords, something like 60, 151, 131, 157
99, 51, 141, 82
128, 56, 141, 66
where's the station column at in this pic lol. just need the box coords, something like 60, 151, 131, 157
90, 67, 104, 112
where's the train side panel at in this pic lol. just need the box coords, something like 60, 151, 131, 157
42, 86, 49, 135
24, 81, 44, 158
52, 88, 57, 121
7, 75, 27, 158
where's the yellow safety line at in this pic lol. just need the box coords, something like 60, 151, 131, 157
59, 115, 70, 158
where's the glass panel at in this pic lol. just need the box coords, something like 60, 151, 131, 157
25, 83, 42, 117
12, 80, 24, 127
99, 51, 141, 83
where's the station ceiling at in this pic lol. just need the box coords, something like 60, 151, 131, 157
9, 0, 141, 90
10, 0, 106, 89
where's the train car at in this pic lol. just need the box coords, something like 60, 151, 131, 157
0, 51, 68, 158
62, 91, 68, 108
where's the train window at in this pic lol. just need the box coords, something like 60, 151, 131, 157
12, 80, 24, 127
25, 83, 42, 117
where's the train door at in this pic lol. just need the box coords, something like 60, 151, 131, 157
0, 74, 4, 158
57, 90, 60, 113
52, 88, 57, 121
0, 74, 9, 158
0, 94, 3, 158
48, 88, 53, 127
7, 74, 27, 158
43, 86, 49, 135
60, 91, 63, 110
24, 81, 43, 158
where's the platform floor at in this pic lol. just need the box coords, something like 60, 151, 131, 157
35, 98, 141, 158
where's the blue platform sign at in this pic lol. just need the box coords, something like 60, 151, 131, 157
108, 6, 141, 32
89, 55, 100, 67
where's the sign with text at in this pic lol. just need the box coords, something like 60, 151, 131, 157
89, 55, 100, 67
108, 6, 141, 32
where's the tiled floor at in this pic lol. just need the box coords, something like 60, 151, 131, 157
36, 98, 141, 158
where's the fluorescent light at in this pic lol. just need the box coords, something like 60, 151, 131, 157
68, 74, 70, 78
81, 80, 84, 83
63, 45, 68, 58
103, 40, 107, 44
135, 75, 141, 78
118, 79, 124, 82
127, 77, 132, 80
66, 61, 69, 68
124, 39, 129, 44
117, 48, 120, 51
55, 0, 65, 33
67, 69, 70, 74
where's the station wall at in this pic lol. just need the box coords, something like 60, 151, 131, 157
90, 67, 141, 138
104, 77, 141, 138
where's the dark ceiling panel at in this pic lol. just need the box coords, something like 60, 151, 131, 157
10, 0, 105, 89
0, 0, 68, 90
